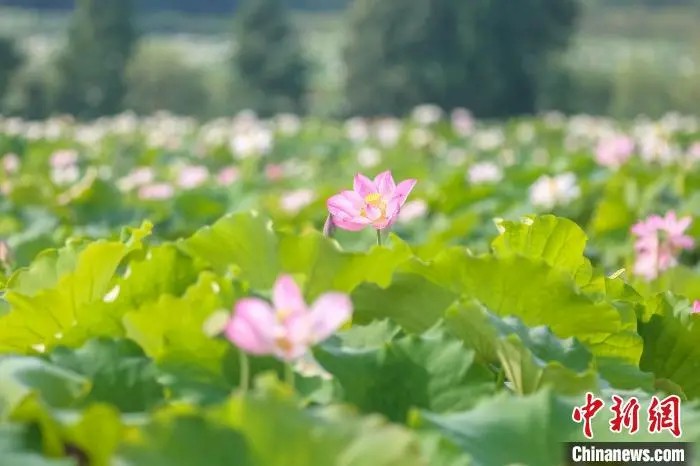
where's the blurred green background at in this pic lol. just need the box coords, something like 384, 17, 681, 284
0, 0, 699, 120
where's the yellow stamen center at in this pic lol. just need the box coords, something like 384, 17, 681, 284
365, 192, 383, 206
275, 335, 294, 354
276, 308, 293, 321
361, 192, 387, 219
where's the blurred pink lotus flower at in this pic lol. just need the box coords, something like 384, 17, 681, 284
688, 142, 700, 162
596, 135, 634, 168
468, 162, 503, 185
2, 153, 19, 174
265, 163, 285, 181
117, 166, 155, 192
327, 171, 417, 231
451, 108, 475, 137
693, 300, 700, 314
50, 149, 78, 168
177, 165, 209, 189
280, 189, 315, 214
138, 182, 175, 201
631, 211, 694, 281
225, 275, 352, 362
0, 240, 11, 265
217, 166, 240, 186
374, 118, 402, 148
397, 199, 428, 224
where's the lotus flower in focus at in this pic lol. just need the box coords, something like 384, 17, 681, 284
225, 275, 352, 362
327, 171, 417, 231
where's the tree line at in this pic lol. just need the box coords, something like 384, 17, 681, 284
0, 0, 349, 12
0, 0, 580, 120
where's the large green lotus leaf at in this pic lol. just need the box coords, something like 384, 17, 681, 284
123, 272, 230, 377
0, 425, 74, 466
178, 211, 279, 289
445, 300, 598, 395
109, 245, 202, 311
0, 357, 89, 420
119, 413, 253, 466
637, 293, 700, 400
216, 378, 427, 466
314, 326, 494, 422
491, 215, 592, 283
351, 272, 457, 333
412, 389, 580, 466
0, 222, 152, 353
49, 339, 164, 413
8, 397, 132, 465
278, 231, 413, 300
55, 245, 206, 350
121, 376, 426, 466
416, 431, 471, 466
121, 271, 242, 405
59, 404, 124, 466
410, 249, 643, 365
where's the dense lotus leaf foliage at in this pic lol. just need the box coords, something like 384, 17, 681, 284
0, 109, 699, 464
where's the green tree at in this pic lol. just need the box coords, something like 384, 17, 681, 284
231, 0, 310, 116
54, 0, 137, 119
344, 0, 579, 118
0, 37, 23, 106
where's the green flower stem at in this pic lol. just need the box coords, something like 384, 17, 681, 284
239, 351, 250, 394
285, 363, 296, 388
376, 229, 383, 246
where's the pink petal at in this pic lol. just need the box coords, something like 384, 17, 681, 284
273, 275, 306, 314
274, 314, 312, 361
327, 191, 364, 217
384, 197, 401, 219
374, 171, 396, 197
672, 235, 694, 250
393, 179, 417, 205
308, 292, 353, 343
669, 216, 692, 235
353, 173, 376, 198
331, 216, 371, 232
631, 222, 650, 237
693, 300, 700, 314
226, 298, 277, 355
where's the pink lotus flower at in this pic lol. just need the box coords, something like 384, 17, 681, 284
225, 275, 352, 362
692, 300, 700, 314
50, 149, 78, 169
327, 171, 417, 231
217, 166, 240, 186
265, 163, 285, 181
177, 165, 209, 189
2, 153, 19, 174
631, 211, 694, 281
138, 182, 175, 201
596, 135, 634, 168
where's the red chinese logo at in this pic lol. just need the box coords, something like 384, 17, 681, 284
648, 395, 682, 438
572, 394, 682, 439
572, 392, 605, 439
609, 395, 640, 434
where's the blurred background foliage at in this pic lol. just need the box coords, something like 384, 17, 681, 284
0, 0, 699, 120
